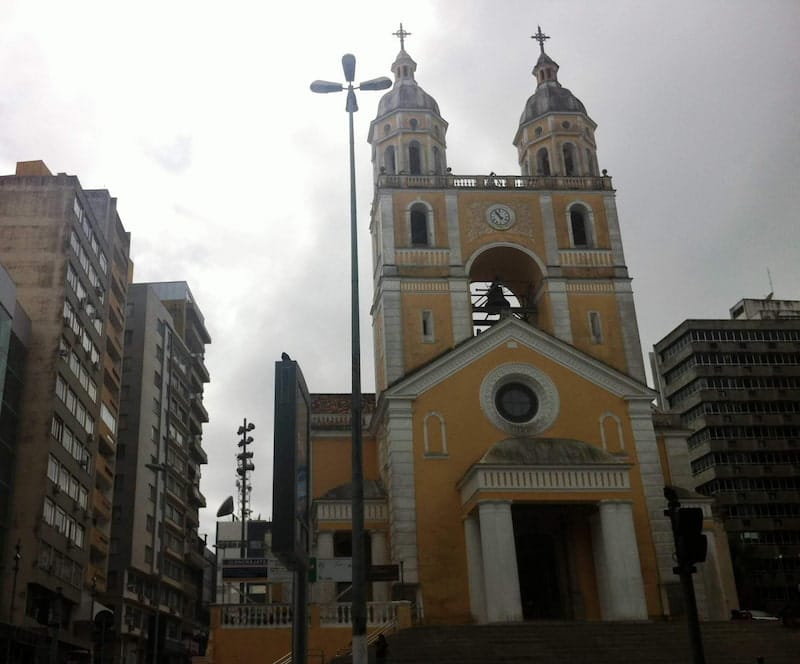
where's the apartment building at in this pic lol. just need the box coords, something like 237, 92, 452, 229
108, 281, 210, 664
652, 297, 800, 613
0, 160, 131, 660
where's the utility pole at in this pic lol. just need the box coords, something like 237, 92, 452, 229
236, 419, 255, 604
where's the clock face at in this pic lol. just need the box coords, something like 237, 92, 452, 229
487, 205, 514, 230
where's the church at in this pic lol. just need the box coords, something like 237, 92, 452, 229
209, 30, 740, 664
306, 27, 738, 626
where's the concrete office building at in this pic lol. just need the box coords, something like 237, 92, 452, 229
108, 281, 210, 664
0, 160, 131, 660
652, 297, 800, 613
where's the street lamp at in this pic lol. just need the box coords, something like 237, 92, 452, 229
146, 462, 167, 664
311, 55, 391, 664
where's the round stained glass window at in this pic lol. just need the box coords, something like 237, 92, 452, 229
495, 383, 538, 423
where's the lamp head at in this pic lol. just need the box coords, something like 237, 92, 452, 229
342, 53, 356, 82
359, 77, 392, 91
310, 80, 343, 94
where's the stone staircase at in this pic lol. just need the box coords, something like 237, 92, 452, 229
340, 621, 800, 664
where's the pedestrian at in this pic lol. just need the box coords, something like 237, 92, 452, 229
375, 633, 389, 663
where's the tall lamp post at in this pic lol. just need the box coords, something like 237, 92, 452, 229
311, 56, 391, 664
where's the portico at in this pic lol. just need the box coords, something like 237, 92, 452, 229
459, 438, 648, 623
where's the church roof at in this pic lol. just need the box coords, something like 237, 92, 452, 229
519, 83, 587, 124
318, 479, 386, 500
480, 437, 625, 466
375, 48, 441, 118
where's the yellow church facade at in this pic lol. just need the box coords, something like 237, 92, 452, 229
309, 31, 737, 627
205, 29, 737, 664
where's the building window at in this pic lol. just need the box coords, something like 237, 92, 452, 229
410, 205, 430, 246
536, 148, 550, 175
562, 143, 578, 176
383, 146, 396, 175
589, 311, 603, 344
408, 141, 422, 175
495, 383, 539, 424
422, 310, 434, 343
433, 146, 443, 174
569, 206, 593, 247
409, 118, 418, 130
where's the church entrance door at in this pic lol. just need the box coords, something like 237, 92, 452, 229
512, 504, 574, 620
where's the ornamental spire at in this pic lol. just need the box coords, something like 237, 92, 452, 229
531, 25, 550, 54
393, 22, 412, 51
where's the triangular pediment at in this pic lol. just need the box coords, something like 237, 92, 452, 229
385, 317, 654, 401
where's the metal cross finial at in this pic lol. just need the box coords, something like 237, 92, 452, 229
532, 25, 550, 53
393, 23, 412, 50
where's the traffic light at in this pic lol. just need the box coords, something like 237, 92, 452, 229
676, 507, 708, 565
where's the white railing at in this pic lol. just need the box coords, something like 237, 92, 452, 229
320, 601, 400, 627
315, 500, 388, 523
377, 173, 613, 191
221, 604, 292, 628
221, 601, 409, 630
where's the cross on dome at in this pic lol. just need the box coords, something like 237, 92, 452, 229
393, 23, 412, 51
531, 25, 550, 53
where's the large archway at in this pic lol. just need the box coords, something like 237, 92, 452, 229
467, 245, 544, 333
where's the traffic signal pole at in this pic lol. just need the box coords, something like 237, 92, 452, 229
664, 486, 706, 664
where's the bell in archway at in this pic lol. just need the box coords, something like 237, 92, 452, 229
486, 281, 510, 315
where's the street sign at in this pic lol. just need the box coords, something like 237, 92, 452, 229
221, 558, 269, 579
316, 557, 353, 582
367, 564, 400, 582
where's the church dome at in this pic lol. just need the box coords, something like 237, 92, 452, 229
518, 48, 587, 125
519, 84, 587, 124
375, 48, 440, 118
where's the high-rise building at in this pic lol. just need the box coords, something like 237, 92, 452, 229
108, 281, 210, 664
652, 297, 800, 613
0, 160, 130, 660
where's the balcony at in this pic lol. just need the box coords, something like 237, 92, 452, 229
188, 483, 206, 508
184, 546, 205, 570
95, 456, 114, 490
92, 490, 112, 523
90, 528, 110, 556
376, 172, 613, 192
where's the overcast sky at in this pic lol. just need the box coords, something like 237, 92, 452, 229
1, 1, 798, 541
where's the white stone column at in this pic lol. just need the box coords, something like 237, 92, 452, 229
371, 530, 390, 602
464, 512, 487, 623
315, 530, 336, 605
478, 501, 522, 622
591, 500, 648, 620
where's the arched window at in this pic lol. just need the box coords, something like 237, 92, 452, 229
585, 149, 595, 176
410, 203, 430, 246
433, 146, 442, 175
536, 148, 550, 176
409, 118, 418, 130
570, 208, 589, 247
563, 143, 578, 176
383, 124, 391, 136
384, 146, 396, 175
409, 141, 422, 175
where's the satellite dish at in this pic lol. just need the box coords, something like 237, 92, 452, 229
216, 495, 235, 517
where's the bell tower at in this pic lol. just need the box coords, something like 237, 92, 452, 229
369, 27, 646, 394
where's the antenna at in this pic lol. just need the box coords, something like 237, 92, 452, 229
766, 267, 774, 299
